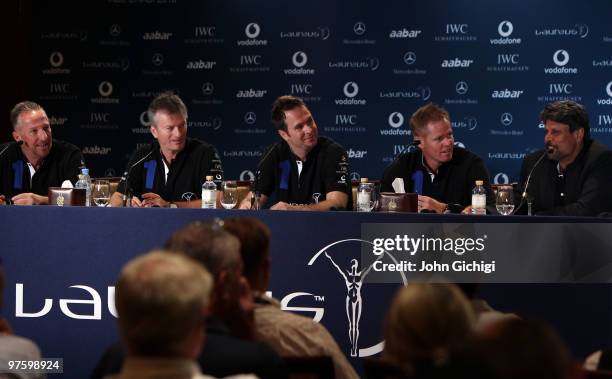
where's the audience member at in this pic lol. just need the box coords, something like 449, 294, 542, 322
223, 217, 358, 379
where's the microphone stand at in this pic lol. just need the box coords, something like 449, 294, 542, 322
515, 151, 547, 215
120, 149, 154, 207
251, 144, 277, 210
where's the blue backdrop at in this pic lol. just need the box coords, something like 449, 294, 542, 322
29, 0, 612, 184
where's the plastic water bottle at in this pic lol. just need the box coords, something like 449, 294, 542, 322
356, 178, 375, 212
471, 180, 486, 215
75, 168, 92, 206
201, 175, 217, 209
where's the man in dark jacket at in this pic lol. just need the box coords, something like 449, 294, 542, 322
518, 100, 612, 216
381, 103, 493, 213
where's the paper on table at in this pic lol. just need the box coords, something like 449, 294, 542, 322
61, 180, 74, 188
392, 178, 405, 193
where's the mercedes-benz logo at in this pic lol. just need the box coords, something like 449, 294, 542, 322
367, 56, 379, 71
553, 49, 569, 67
606, 81, 612, 98
140, 111, 150, 126
493, 173, 510, 185
498, 20, 513, 37
353, 22, 366, 36
343, 82, 359, 98
152, 53, 164, 66
455, 81, 468, 95
49, 51, 64, 68
388, 112, 404, 128
109, 24, 121, 37
350, 172, 361, 182
501, 112, 513, 126
244, 112, 257, 125
202, 82, 214, 95
292, 51, 308, 68
245, 23, 260, 39
318, 26, 331, 40
403, 51, 416, 65
98, 81, 113, 97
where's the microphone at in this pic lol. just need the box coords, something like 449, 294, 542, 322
515, 150, 547, 215
252, 144, 278, 209
120, 148, 154, 206
411, 139, 421, 146
0, 141, 22, 157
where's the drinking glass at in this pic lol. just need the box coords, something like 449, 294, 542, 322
221, 180, 238, 209
92, 180, 111, 207
495, 185, 515, 215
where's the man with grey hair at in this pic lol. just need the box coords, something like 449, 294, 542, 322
110, 92, 223, 208
111, 250, 217, 379
0, 101, 84, 205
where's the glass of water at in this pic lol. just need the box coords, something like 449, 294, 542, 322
221, 180, 238, 209
495, 185, 514, 215
92, 180, 111, 207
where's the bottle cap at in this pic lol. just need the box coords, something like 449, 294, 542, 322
82, 168, 89, 175
206, 175, 213, 181
475, 180, 483, 186
360, 178, 368, 183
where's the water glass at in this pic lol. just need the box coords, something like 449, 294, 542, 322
495, 185, 515, 215
221, 180, 238, 209
92, 180, 111, 207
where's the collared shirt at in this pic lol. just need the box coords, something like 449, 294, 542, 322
253, 293, 359, 379
0, 139, 84, 198
256, 136, 352, 208
116, 138, 223, 202
381, 147, 494, 211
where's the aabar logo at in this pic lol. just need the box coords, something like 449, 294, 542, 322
441, 58, 474, 68
389, 28, 422, 38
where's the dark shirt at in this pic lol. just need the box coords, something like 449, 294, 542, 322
0, 139, 83, 198
116, 138, 223, 202
517, 139, 612, 216
256, 136, 352, 209
381, 147, 494, 212
90, 317, 289, 379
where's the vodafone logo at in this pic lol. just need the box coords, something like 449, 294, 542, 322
553, 50, 570, 67
292, 51, 308, 68
98, 81, 113, 97
388, 112, 404, 128
49, 51, 64, 67
498, 21, 513, 37
245, 23, 260, 38
343, 82, 359, 98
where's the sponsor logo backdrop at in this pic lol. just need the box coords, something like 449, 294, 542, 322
31, 0, 612, 184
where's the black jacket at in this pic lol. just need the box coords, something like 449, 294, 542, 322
517, 140, 612, 216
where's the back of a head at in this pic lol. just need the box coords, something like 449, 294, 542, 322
164, 220, 242, 277
383, 283, 475, 374
115, 250, 213, 357
475, 318, 573, 379
223, 217, 271, 289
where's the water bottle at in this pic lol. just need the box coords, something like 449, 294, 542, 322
201, 175, 217, 209
471, 180, 486, 215
356, 178, 375, 212
75, 168, 92, 206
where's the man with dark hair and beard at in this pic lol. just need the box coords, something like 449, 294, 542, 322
517, 100, 612, 216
